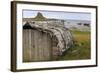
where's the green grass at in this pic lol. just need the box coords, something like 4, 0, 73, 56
58, 30, 91, 60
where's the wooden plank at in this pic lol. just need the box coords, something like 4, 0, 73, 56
23, 29, 57, 62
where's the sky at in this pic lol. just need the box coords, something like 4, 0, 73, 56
23, 10, 91, 21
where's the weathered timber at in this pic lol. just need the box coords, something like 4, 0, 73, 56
23, 13, 73, 62
23, 25, 53, 62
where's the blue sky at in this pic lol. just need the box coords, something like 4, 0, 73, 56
23, 10, 91, 21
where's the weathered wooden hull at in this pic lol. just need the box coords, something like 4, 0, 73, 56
23, 22, 73, 62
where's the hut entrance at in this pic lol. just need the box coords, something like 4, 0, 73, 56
23, 23, 53, 62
